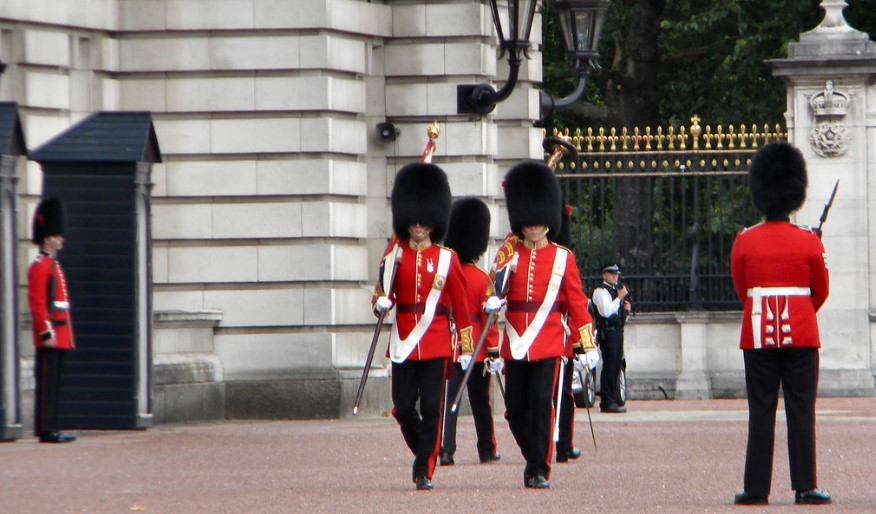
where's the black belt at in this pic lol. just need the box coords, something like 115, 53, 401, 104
396, 303, 450, 317
506, 301, 566, 313
51, 320, 68, 327
469, 313, 483, 323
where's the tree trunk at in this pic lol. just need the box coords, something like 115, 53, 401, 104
609, 0, 664, 276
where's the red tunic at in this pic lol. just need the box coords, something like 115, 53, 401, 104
384, 242, 472, 361
28, 251, 75, 350
456, 263, 498, 363
499, 240, 593, 361
730, 221, 829, 350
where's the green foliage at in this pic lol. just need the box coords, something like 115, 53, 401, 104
541, 0, 876, 129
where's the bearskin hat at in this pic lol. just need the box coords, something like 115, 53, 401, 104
504, 160, 562, 238
391, 162, 452, 243
445, 197, 491, 263
749, 141, 807, 219
551, 204, 573, 247
32, 197, 66, 244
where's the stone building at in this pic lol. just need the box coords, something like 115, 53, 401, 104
0, 0, 873, 431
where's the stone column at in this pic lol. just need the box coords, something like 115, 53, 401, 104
675, 312, 712, 399
769, 0, 876, 395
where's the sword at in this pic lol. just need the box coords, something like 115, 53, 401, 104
450, 309, 498, 414
451, 251, 515, 413
814, 179, 839, 239
494, 370, 506, 400
352, 244, 401, 415
577, 367, 598, 452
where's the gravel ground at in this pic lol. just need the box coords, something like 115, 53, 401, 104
2, 397, 874, 513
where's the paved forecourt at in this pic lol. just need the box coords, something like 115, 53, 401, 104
2, 398, 875, 513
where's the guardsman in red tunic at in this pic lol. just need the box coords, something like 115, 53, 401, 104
371, 163, 473, 491
28, 198, 77, 443
731, 142, 831, 506
439, 197, 501, 466
486, 161, 599, 489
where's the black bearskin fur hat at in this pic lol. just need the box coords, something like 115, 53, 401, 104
749, 141, 807, 219
32, 197, 66, 244
445, 197, 491, 263
391, 162, 452, 243
504, 160, 562, 238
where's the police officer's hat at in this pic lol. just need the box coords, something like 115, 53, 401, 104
601, 263, 620, 274
32, 197, 66, 244
444, 197, 491, 263
504, 160, 562, 238
749, 141, 807, 218
391, 162, 452, 242
551, 204, 573, 247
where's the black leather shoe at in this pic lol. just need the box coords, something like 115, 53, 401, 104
524, 475, 550, 489
733, 491, 768, 505
795, 489, 831, 505
439, 451, 454, 466
600, 404, 627, 413
479, 452, 501, 463
38, 432, 77, 443
556, 447, 581, 463
414, 476, 433, 490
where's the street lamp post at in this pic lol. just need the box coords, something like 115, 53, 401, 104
541, 0, 611, 117
457, 0, 539, 115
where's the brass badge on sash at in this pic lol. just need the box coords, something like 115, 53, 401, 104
434, 275, 446, 290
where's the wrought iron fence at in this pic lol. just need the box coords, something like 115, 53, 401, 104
547, 117, 788, 312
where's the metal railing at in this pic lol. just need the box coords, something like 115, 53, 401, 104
548, 117, 787, 312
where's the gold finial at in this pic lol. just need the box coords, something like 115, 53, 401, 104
427, 120, 440, 142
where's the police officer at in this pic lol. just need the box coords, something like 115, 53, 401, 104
487, 161, 599, 489
28, 198, 76, 443
439, 197, 500, 466
731, 141, 831, 506
371, 162, 473, 491
591, 263, 631, 413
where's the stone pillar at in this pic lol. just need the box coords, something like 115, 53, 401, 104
769, 0, 876, 395
674, 312, 712, 399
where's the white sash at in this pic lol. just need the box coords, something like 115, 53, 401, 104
506, 248, 568, 360
389, 248, 452, 363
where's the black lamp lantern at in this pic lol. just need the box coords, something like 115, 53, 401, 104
457, 0, 539, 115
541, 0, 611, 115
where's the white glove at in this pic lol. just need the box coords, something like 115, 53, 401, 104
458, 354, 472, 371
374, 296, 392, 313
583, 349, 600, 370
484, 296, 504, 314
573, 355, 585, 373
486, 357, 504, 375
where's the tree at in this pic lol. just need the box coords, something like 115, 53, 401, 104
541, 0, 876, 274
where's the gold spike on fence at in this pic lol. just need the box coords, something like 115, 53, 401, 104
544, 116, 788, 176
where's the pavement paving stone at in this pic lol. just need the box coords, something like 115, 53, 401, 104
2, 398, 874, 513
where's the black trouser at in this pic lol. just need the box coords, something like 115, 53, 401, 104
391, 358, 446, 480
505, 357, 560, 480
441, 362, 497, 460
742, 348, 819, 497
598, 329, 624, 408
556, 357, 576, 455
34, 347, 65, 437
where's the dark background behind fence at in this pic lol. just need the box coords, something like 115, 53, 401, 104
550, 122, 786, 312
